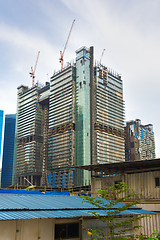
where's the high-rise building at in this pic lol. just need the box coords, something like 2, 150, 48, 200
48, 64, 76, 188
0, 110, 4, 161
0, 168, 1, 187
13, 46, 125, 187
125, 119, 156, 161
1, 114, 16, 188
12, 83, 49, 186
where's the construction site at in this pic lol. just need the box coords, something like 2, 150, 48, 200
13, 46, 125, 188
12, 20, 125, 188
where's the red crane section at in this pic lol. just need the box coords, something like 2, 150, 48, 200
29, 51, 40, 88
59, 19, 75, 71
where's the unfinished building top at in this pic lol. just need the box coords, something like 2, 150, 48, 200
126, 119, 153, 131
17, 85, 28, 90
75, 46, 89, 54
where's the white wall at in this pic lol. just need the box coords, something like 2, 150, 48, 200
0, 218, 81, 240
0, 219, 54, 240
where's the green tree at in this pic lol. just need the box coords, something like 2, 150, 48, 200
81, 182, 149, 240
148, 230, 160, 240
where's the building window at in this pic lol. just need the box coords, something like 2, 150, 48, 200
155, 178, 160, 187
79, 82, 82, 88
115, 180, 122, 188
55, 223, 79, 239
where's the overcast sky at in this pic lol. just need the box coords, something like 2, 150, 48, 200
0, 0, 160, 159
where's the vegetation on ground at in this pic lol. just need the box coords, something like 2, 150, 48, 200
81, 182, 154, 240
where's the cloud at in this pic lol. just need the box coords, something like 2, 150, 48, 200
0, 0, 160, 157
0, 23, 58, 115
0, 22, 63, 82
61, 0, 160, 157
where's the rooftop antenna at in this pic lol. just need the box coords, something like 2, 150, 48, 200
47, 73, 49, 81
59, 19, 75, 71
99, 49, 105, 66
29, 51, 40, 87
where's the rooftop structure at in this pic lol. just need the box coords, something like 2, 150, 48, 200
71, 158, 160, 175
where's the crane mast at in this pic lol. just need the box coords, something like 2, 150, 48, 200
99, 49, 105, 66
29, 51, 40, 87
59, 19, 75, 71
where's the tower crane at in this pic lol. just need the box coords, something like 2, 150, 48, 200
59, 19, 75, 71
29, 51, 40, 87
99, 49, 105, 66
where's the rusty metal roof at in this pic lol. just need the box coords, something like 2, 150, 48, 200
71, 158, 160, 175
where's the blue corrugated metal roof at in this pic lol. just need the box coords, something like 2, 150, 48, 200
0, 209, 156, 221
0, 194, 157, 221
0, 195, 139, 210
0, 195, 101, 210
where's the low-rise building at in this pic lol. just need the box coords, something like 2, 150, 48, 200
75, 158, 160, 214
0, 194, 158, 239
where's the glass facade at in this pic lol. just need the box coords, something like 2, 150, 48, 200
1, 114, 16, 188
75, 47, 91, 186
0, 110, 4, 161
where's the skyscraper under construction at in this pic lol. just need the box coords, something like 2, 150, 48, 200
13, 46, 125, 187
125, 119, 156, 161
